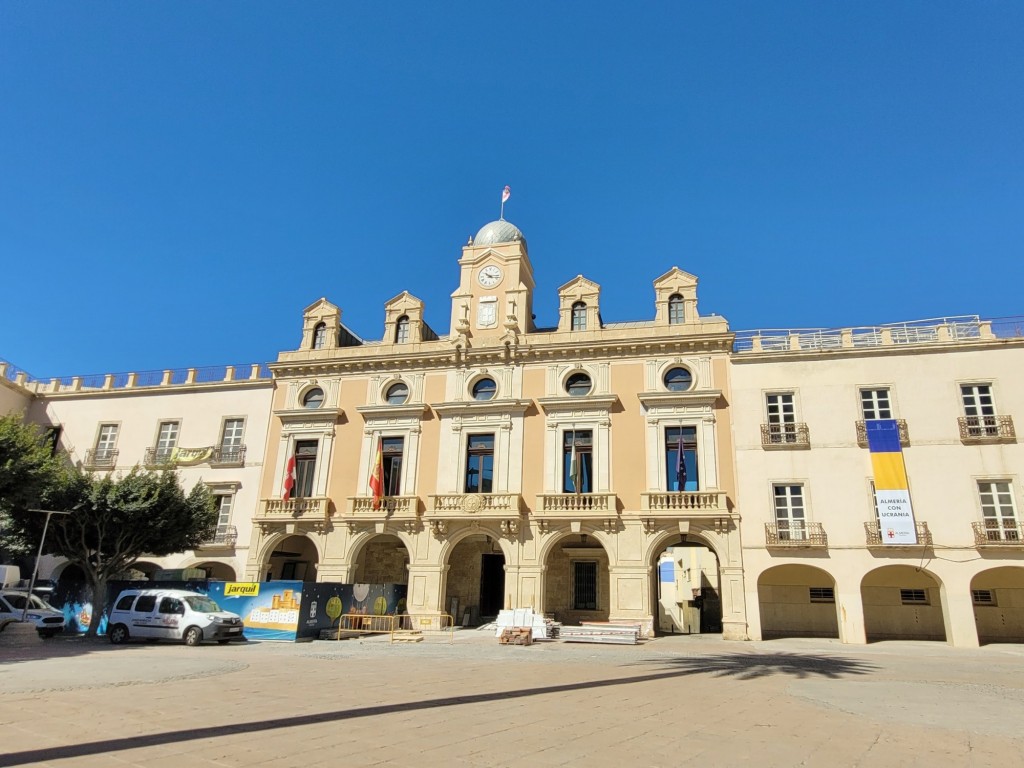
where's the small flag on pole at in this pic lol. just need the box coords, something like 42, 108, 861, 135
369, 438, 385, 509
501, 185, 511, 203
569, 431, 583, 494
282, 454, 296, 500
675, 430, 687, 491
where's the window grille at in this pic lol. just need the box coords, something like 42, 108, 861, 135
972, 589, 995, 606
808, 587, 835, 603
900, 589, 928, 605
573, 561, 598, 610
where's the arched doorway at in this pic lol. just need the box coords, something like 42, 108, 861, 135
56, 563, 85, 584
264, 535, 319, 582
351, 534, 409, 585
757, 564, 838, 639
862, 565, 946, 642
444, 534, 504, 626
651, 536, 722, 635
130, 561, 161, 580
544, 532, 610, 626
971, 567, 1024, 644
193, 561, 237, 581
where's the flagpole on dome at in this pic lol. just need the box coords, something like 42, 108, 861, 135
500, 185, 510, 220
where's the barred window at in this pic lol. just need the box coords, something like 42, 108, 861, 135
573, 561, 598, 610
972, 589, 995, 606
808, 587, 835, 603
900, 588, 928, 605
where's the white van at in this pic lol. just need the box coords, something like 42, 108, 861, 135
107, 589, 245, 646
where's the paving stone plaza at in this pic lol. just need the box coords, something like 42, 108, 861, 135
2, 633, 1022, 767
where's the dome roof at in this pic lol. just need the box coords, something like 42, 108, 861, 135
473, 219, 527, 252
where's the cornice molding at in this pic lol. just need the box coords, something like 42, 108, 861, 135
431, 399, 531, 417
637, 390, 723, 409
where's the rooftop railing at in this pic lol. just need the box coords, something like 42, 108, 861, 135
0, 359, 271, 394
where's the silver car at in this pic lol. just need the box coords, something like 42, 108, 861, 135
0, 591, 66, 638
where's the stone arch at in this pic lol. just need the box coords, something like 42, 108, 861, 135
861, 565, 946, 642
536, 525, 615, 566
256, 533, 323, 582
131, 561, 162, 580
970, 566, 1024, 644
345, 528, 416, 566
189, 561, 237, 581
541, 529, 612, 625
348, 532, 411, 585
441, 528, 510, 624
648, 529, 724, 635
757, 564, 839, 639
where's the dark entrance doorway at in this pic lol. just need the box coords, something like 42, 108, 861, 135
479, 553, 506, 618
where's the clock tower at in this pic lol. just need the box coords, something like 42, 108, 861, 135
450, 219, 536, 339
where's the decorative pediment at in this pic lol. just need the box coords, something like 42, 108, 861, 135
383, 292, 436, 343
300, 298, 342, 350
653, 267, 700, 326
557, 275, 602, 332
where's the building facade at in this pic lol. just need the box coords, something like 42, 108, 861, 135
3, 217, 1023, 647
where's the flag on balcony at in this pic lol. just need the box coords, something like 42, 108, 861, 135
676, 431, 688, 492
569, 432, 582, 494
282, 454, 296, 501
369, 438, 385, 509
866, 419, 917, 545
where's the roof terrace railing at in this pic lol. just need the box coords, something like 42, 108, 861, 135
0, 359, 272, 394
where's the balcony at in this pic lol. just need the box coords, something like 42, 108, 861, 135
760, 423, 810, 449
765, 521, 828, 548
856, 420, 909, 448
641, 491, 729, 517
428, 493, 523, 517
864, 521, 932, 547
211, 444, 246, 467
83, 448, 118, 470
958, 416, 1015, 444
197, 525, 238, 549
346, 495, 420, 518
536, 493, 618, 516
972, 520, 1024, 546
254, 497, 332, 533
144, 447, 175, 467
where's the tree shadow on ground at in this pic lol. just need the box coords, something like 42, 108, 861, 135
0, 634, 253, 665
627, 652, 877, 681
1, 651, 877, 765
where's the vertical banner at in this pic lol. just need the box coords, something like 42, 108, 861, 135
866, 420, 917, 544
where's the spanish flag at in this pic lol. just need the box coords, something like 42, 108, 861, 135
369, 438, 384, 509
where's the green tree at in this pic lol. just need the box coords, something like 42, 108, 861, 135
0, 413, 64, 559
7, 465, 217, 637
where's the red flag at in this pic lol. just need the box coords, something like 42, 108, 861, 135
282, 455, 296, 500
501, 185, 511, 203
369, 438, 384, 509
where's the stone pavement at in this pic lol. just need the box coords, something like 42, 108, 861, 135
1, 631, 1023, 767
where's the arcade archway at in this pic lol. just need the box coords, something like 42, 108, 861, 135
757, 564, 839, 639
544, 532, 610, 626
651, 536, 722, 635
264, 535, 320, 582
444, 533, 505, 625
351, 534, 409, 585
971, 566, 1024, 644
862, 565, 946, 642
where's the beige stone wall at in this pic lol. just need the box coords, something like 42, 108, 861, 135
355, 537, 409, 584
0, 378, 32, 417
544, 537, 611, 624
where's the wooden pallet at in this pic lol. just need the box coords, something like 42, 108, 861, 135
498, 627, 533, 646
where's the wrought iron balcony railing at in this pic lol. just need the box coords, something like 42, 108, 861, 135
211, 444, 246, 466
864, 521, 932, 547
972, 520, 1024, 546
83, 448, 118, 470
765, 521, 828, 548
198, 525, 238, 548
958, 416, 1015, 443
856, 419, 910, 448
760, 423, 810, 449
144, 447, 176, 467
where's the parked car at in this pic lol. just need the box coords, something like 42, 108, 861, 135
0, 591, 66, 638
107, 589, 245, 646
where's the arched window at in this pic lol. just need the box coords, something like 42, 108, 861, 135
668, 294, 685, 325
566, 372, 592, 397
302, 387, 324, 409
386, 382, 409, 405
472, 377, 497, 401
395, 315, 410, 344
663, 367, 693, 392
571, 301, 587, 331
312, 323, 327, 350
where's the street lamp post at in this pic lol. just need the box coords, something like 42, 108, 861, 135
21, 508, 71, 623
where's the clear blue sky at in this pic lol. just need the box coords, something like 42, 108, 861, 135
2, 2, 1022, 378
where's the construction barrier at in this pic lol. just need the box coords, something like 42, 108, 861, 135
334, 613, 396, 640
391, 613, 455, 644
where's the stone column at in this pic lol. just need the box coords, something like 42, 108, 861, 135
941, 580, 980, 648
719, 564, 749, 641
513, 565, 546, 613
608, 564, 654, 636
836, 578, 866, 644
406, 563, 447, 616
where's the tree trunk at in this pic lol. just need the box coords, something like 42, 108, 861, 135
86, 576, 108, 638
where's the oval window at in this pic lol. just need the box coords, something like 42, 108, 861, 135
566, 372, 592, 397
302, 387, 324, 409
663, 367, 693, 392
472, 378, 497, 401
386, 382, 409, 405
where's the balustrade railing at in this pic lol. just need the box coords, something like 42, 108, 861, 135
536, 493, 617, 513
760, 423, 810, 448
972, 520, 1024, 546
958, 415, 1015, 442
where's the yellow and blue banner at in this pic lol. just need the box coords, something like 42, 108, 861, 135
866, 420, 917, 544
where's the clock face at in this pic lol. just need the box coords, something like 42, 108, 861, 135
478, 265, 503, 288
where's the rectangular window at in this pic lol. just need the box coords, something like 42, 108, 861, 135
765, 393, 797, 443
972, 589, 995, 606
221, 418, 244, 446
978, 480, 1019, 540
900, 588, 928, 605
95, 424, 119, 457
664, 426, 698, 492
773, 484, 806, 540
961, 383, 998, 436
215, 494, 233, 532
382, 437, 404, 496
155, 421, 180, 461
465, 434, 494, 493
571, 302, 587, 331
563, 430, 593, 493
808, 587, 835, 603
573, 561, 598, 610
860, 388, 892, 420
294, 440, 319, 499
